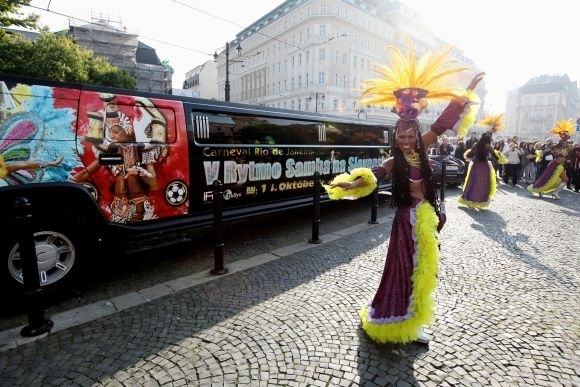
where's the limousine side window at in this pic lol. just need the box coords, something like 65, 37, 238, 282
192, 113, 319, 145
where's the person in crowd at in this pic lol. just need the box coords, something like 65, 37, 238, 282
533, 141, 543, 177
571, 145, 580, 192
527, 119, 574, 199
537, 138, 554, 179
439, 136, 454, 156
522, 141, 537, 183
503, 142, 524, 186
493, 140, 507, 179
454, 140, 467, 162
457, 114, 501, 209
465, 132, 478, 150
324, 41, 484, 345
454, 140, 467, 180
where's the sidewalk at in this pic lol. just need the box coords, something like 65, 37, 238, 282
0, 186, 578, 386
0, 216, 385, 353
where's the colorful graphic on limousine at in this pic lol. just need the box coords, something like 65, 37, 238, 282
0, 81, 189, 223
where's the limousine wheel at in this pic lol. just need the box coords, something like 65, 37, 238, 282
3, 224, 84, 294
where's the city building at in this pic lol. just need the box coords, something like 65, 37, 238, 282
192, 0, 483, 128
504, 74, 579, 142
182, 61, 218, 100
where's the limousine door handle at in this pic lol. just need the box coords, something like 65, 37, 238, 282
99, 153, 124, 165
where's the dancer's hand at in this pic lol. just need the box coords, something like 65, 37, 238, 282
467, 72, 485, 91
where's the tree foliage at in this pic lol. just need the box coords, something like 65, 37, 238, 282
0, 29, 137, 89
0, 0, 39, 29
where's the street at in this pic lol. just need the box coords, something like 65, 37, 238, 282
0, 184, 578, 386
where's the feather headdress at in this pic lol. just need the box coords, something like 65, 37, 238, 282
549, 118, 575, 136
478, 113, 505, 132
360, 38, 472, 120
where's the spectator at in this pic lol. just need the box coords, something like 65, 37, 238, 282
537, 138, 554, 178
465, 132, 478, 150
503, 142, 524, 186
571, 146, 580, 192
522, 141, 537, 183
439, 136, 454, 156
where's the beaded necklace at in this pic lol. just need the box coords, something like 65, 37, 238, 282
403, 151, 421, 168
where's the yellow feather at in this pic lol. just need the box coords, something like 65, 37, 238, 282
360, 38, 471, 109
549, 118, 575, 135
478, 113, 505, 132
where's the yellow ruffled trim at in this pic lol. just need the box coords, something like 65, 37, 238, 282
0, 156, 7, 179
489, 164, 497, 199
457, 162, 496, 208
527, 164, 565, 194
456, 90, 480, 138
494, 149, 508, 164
359, 201, 439, 344
323, 168, 377, 200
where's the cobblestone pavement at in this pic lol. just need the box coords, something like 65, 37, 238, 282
0, 183, 579, 386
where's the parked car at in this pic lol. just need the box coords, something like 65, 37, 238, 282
429, 155, 466, 188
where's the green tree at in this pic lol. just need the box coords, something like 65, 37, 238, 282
0, 29, 136, 89
0, 0, 39, 29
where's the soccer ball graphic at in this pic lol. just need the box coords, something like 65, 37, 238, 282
165, 180, 188, 206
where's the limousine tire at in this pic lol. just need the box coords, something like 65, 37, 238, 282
1, 218, 88, 296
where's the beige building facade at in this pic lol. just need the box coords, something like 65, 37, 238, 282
194, 0, 480, 127
504, 75, 579, 142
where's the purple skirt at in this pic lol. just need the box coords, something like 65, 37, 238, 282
369, 205, 416, 320
458, 161, 494, 208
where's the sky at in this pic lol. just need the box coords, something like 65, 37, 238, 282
23, 0, 576, 112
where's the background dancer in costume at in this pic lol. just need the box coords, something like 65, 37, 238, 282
527, 119, 575, 199
324, 40, 484, 344
457, 114, 502, 209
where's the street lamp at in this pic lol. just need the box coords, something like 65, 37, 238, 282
214, 41, 242, 102
307, 92, 325, 112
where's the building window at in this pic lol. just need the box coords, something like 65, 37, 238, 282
319, 24, 327, 39
319, 48, 326, 61
318, 71, 325, 85
320, 3, 327, 14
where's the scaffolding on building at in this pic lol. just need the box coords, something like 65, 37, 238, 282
68, 14, 170, 94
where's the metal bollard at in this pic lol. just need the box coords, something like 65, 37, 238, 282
13, 197, 53, 337
210, 180, 228, 275
368, 186, 379, 224
440, 160, 447, 201
308, 172, 322, 244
